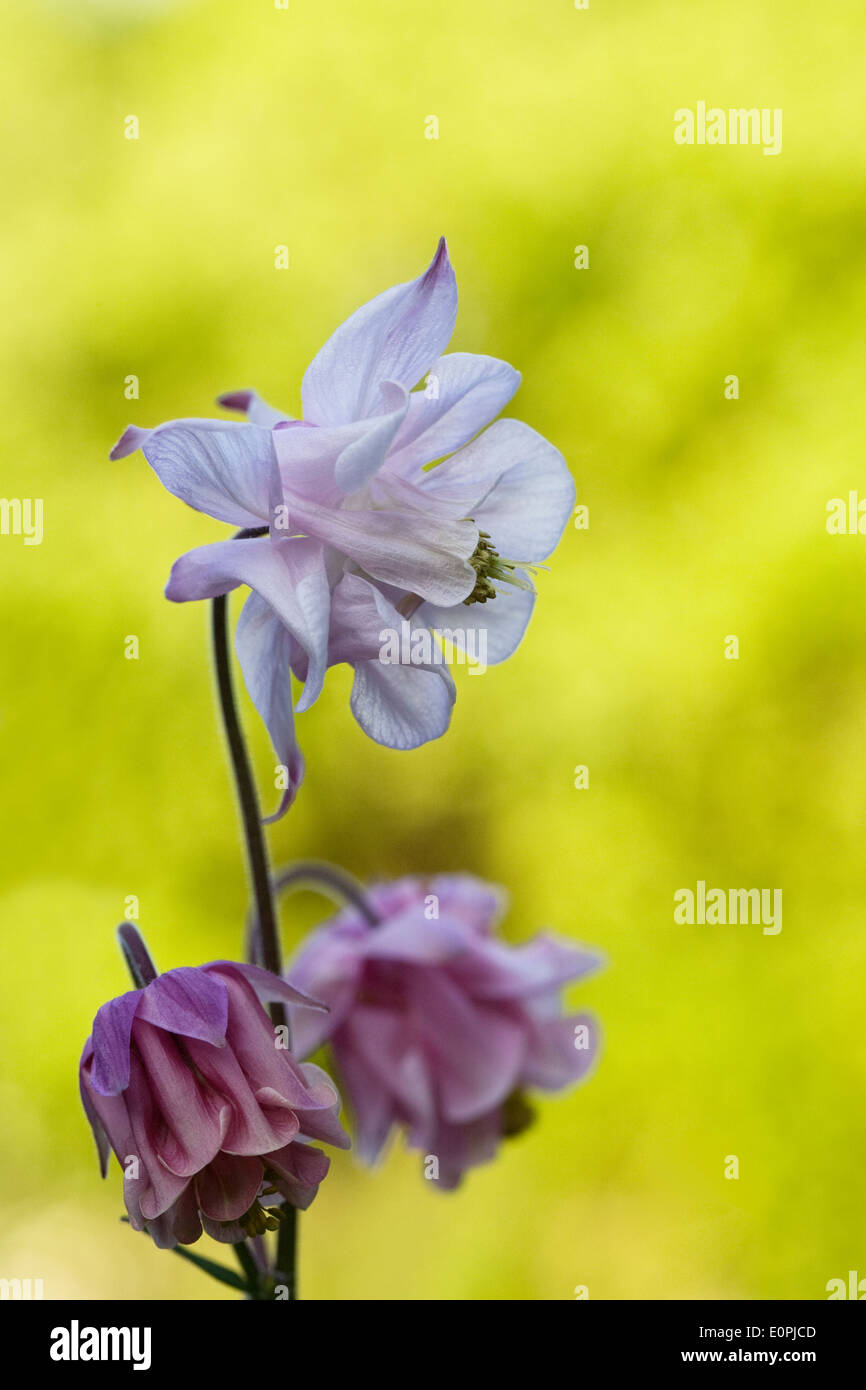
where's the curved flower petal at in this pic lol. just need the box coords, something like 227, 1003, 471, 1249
461, 420, 575, 561
351, 658, 455, 749
209, 961, 329, 1013
235, 591, 304, 821
167, 537, 331, 709
90, 991, 142, 1095
417, 585, 536, 666
301, 238, 457, 427
132, 1021, 227, 1178
136, 966, 228, 1047
290, 500, 476, 607
118, 420, 281, 528
387, 353, 520, 475
522, 1012, 600, 1090
407, 970, 526, 1124
195, 1152, 264, 1222
333, 381, 408, 494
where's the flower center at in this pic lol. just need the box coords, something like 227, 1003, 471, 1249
237, 1196, 288, 1237
464, 530, 539, 606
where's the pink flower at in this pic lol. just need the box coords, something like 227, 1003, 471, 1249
285, 875, 601, 1189
79, 959, 349, 1248
110, 241, 574, 816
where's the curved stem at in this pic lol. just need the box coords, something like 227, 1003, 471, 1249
211, 587, 297, 1300
246, 860, 380, 964
117, 923, 158, 988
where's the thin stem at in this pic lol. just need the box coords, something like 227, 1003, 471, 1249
246, 860, 380, 964
211, 593, 283, 983
211, 584, 297, 1300
233, 1240, 262, 1297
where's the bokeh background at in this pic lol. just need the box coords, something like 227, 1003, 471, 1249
2, 0, 865, 1301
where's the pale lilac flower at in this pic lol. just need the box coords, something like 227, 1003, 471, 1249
285, 875, 601, 1189
111, 241, 574, 814
79, 960, 349, 1248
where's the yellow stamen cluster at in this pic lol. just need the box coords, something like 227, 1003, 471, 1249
238, 1198, 288, 1237
464, 530, 538, 606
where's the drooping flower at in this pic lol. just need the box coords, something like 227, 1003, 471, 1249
111, 241, 574, 815
79, 959, 350, 1247
284, 874, 601, 1189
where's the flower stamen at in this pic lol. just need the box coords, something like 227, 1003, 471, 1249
464, 530, 541, 605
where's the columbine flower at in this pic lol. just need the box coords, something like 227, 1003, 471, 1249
111, 240, 574, 814
79, 959, 350, 1248
284, 874, 601, 1189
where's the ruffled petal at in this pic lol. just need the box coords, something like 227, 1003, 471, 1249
130, 1020, 227, 1178
387, 353, 520, 475
301, 238, 457, 426
406, 970, 526, 1124
462, 420, 575, 562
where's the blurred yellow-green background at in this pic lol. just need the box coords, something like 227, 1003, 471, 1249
2, 0, 865, 1300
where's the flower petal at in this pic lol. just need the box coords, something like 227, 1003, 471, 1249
456, 420, 575, 561
136, 966, 228, 1047
120, 419, 280, 527
301, 238, 457, 426
332, 382, 408, 493
290, 500, 476, 607
417, 586, 536, 666
387, 353, 520, 475
235, 591, 304, 822
167, 536, 331, 714
217, 389, 291, 428
351, 658, 455, 749
90, 990, 142, 1095
194, 1152, 264, 1222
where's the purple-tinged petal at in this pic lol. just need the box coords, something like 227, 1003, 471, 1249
422, 1110, 502, 1190
388, 353, 521, 475
182, 1032, 298, 1158
208, 961, 329, 1013
194, 1152, 264, 1222
522, 1011, 600, 1090
90, 990, 142, 1095
146, 1183, 202, 1248
351, 659, 455, 750
301, 238, 458, 427
264, 1140, 330, 1210
130, 1020, 226, 1177
235, 591, 304, 822
134, 420, 281, 527
407, 970, 526, 1124
455, 420, 575, 561
417, 585, 536, 666
290, 500, 476, 607
167, 538, 330, 711
136, 966, 228, 1046
333, 382, 408, 493
217, 389, 291, 428
454, 936, 603, 1002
